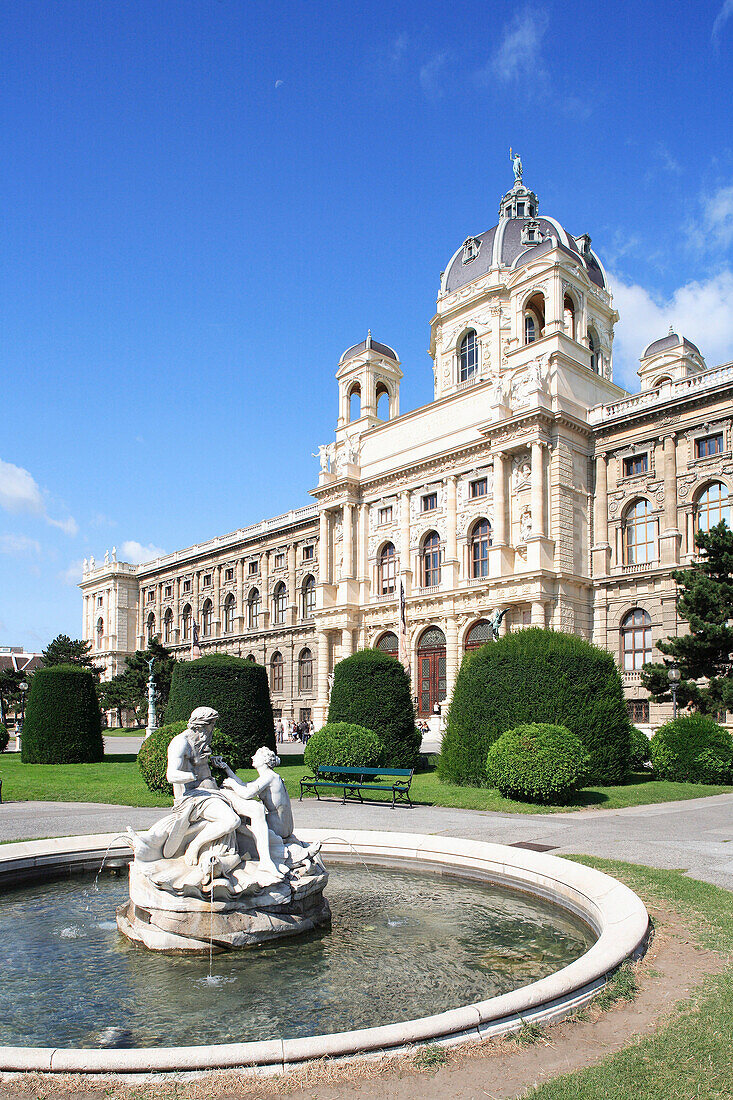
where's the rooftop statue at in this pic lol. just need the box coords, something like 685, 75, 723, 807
510, 148, 523, 182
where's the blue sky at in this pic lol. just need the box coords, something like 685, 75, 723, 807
1, 0, 733, 650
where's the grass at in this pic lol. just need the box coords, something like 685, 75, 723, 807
1, 752, 731, 812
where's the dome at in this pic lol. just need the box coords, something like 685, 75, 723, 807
339, 332, 398, 366
441, 181, 607, 295
642, 330, 702, 360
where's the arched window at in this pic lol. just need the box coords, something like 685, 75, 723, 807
223, 594, 236, 633
247, 588, 260, 629
375, 631, 398, 655
301, 575, 316, 619
621, 609, 652, 671
459, 330, 478, 382
376, 381, 390, 420
348, 383, 361, 423
696, 482, 730, 532
470, 518, 491, 578
96, 617, 104, 649
563, 294, 576, 341
273, 581, 287, 624
246, 653, 256, 663
146, 612, 155, 641
163, 608, 173, 644
524, 292, 545, 346
464, 618, 492, 651
270, 651, 283, 693
422, 532, 441, 587
654, 376, 672, 387
623, 499, 657, 565
182, 604, 192, 641
298, 647, 313, 692
379, 542, 396, 594
201, 598, 213, 637
588, 329, 600, 373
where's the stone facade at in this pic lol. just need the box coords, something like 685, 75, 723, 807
80, 173, 733, 731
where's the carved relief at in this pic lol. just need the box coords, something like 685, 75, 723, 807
512, 454, 532, 491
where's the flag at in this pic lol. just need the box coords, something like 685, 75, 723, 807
191, 619, 201, 659
398, 581, 410, 677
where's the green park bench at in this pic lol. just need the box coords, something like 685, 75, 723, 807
299, 765, 413, 807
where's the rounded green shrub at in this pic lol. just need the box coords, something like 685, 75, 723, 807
650, 714, 733, 784
629, 725, 652, 771
20, 665, 103, 764
166, 655, 275, 765
486, 723, 590, 804
327, 649, 420, 769
137, 719, 250, 797
303, 722, 384, 775
440, 628, 630, 786
0, 723, 8, 752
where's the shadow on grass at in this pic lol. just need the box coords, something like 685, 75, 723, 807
103, 753, 139, 763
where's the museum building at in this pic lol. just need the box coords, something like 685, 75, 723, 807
80, 168, 733, 730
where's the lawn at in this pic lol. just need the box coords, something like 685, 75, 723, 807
522, 858, 733, 1099
1, 752, 731, 813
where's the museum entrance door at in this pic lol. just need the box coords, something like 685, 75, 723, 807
417, 626, 447, 717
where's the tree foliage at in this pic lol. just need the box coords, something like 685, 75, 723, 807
486, 723, 590, 804
21, 664, 103, 764
641, 522, 733, 715
41, 634, 98, 677
97, 636, 177, 726
0, 667, 23, 727
650, 714, 733, 784
303, 722, 385, 775
137, 720, 248, 797
440, 628, 631, 786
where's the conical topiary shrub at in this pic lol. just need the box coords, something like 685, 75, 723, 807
327, 649, 420, 769
166, 654, 275, 765
439, 628, 631, 786
21, 664, 103, 764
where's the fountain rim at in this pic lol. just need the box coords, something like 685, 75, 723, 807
0, 828, 649, 1074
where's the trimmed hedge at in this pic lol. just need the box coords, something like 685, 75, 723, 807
629, 725, 652, 771
303, 722, 384, 775
137, 720, 248, 797
20, 664, 103, 764
166, 655, 275, 764
0, 723, 8, 753
327, 649, 420, 769
650, 714, 733, 784
440, 628, 630, 786
486, 723, 590, 804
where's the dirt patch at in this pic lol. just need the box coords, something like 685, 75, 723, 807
0, 905, 723, 1100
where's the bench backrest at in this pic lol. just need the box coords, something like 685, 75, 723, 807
314, 765, 412, 778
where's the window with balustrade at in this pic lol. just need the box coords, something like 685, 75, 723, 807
623, 499, 657, 565
270, 652, 283, 693
146, 612, 156, 641
201, 599, 213, 636
695, 482, 730, 532
164, 609, 173, 643
274, 582, 287, 624
621, 608, 652, 671
298, 648, 313, 693
223, 594, 236, 633
378, 542, 396, 594
96, 617, 104, 648
421, 532, 441, 587
470, 518, 491, 578
182, 605, 192, 640
247, 588, 260, 629
301, 575, 316, 618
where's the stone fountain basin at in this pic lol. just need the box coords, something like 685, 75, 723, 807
0, 829, 648, 1074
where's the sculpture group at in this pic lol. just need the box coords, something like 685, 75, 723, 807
118, 707, 330, 953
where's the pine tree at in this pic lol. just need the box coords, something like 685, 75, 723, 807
641, 521, 733, 714
41, 634, 97, 674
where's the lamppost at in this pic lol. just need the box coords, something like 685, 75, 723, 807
17, 681, 28, 750
145, 657, 157, 740
668, 666, 681, 719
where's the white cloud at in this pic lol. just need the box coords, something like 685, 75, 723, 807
274, 79, 284, 89
713, 0, 733, 41
0, 534, 41, 556
120, 540, 167, 565
489, 6, 548, 83
702, 184, 733, 248
0, 457, 77, 536
609, 269, 733, 389
60, 559, 85, 586
419, 51, 450, 98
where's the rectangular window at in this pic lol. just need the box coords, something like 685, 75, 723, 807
626, 699, 650, 724
696, 433, 724, 459
469, 478, 487, 499
183, 579, 191, 593
147, 590, 154, 603
299, 708, 312, 723
203, 574, 212, 587
275, 553, 285, 569
248, 560, 259, 575
378, 506, 393, 525
97, 595, 103, 607
422, 492, 437, 512
164, 585, 172, 597
623, 453, 648, 478
302, 545, 314, 561
225, 568, 234, 581
517, 202, 525, 216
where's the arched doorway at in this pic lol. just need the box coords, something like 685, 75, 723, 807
417, 626, 446, 716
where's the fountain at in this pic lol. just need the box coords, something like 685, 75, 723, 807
118, 707, 329, 953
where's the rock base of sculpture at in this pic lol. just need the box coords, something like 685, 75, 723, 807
117, 859, 330, 954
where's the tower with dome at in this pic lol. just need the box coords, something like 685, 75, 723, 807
81, 165, 733, 733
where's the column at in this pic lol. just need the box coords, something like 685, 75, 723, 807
288, 541, 297, 624
342, 502, 353, 579
531, 441, 545, 537
261, 551, 270, 628
319, 509, 330, 586
531, 601, 546, 627
660, 434, 681, 565
594, 454, 608, 544
213, 564, 222, 637
494, 453, 507, 544
445, 617, 459, 712
236, 558, 245, 628
444, 475, 458, 588
155, 582, 162, 645
341, 626, 354, 658
193, 570, 200, 629
400, 490, 412, 594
